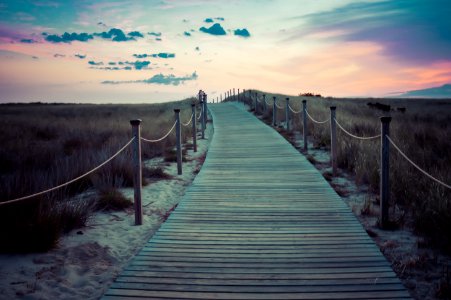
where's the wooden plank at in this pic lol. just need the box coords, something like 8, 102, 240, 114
102, 103, 410, 299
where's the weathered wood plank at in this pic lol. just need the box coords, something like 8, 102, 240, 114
102, 103, 410, 299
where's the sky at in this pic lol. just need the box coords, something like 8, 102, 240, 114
0, 0, 451, 103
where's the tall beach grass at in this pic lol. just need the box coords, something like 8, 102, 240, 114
0, 99, 198, 252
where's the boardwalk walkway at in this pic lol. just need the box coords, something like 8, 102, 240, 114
103, 103, 411, 299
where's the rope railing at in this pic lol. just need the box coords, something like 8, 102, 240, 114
288, 105, 302, 114
0, 137, 135, 206
141, 121, 177, 143
265, 97, 272, 106
334, 118, 380, 140
386, 135, 450, 189
275, 101, 285, 110
234, 88, 449, 229
305, 109, 330, 124
182, 113, 194, 127
197, 105, 203, 120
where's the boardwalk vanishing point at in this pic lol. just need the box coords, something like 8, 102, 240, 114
103, 102, 411, 299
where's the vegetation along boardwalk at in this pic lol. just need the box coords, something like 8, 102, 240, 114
103, 102, 411, 299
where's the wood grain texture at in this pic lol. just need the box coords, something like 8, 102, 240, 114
102, 103, 411, 299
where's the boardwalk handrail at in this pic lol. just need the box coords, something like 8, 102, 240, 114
0, 137, 135, 206
386, 135, 451, 189
334, 118, 380, 140
223, 88, 449, 229
306, 109, 330, 124
141, 121, 177, 143
1, 96, 208, 225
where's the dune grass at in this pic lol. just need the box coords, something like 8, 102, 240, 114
239, 91, 451, 252
0, 98, 198, 252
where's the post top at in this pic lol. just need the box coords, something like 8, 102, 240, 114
191, 103, 195, 107
273, 96, 276, 99
330, 106, 336, 110
174, 108, 180, 113
286, 97, 289, 101
302, 100, 306, 103
380, 116, 392, 122
130, 119, 142, 125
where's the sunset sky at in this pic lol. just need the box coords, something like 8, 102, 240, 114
1, 0, 450, 103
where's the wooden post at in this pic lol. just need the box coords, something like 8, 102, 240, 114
203, 93, 208, 132
285, 97, 290, 131
191, 104, 197, 152
220, 94, 222, 102
174, 109, 182, 175
200, 99, 205, 139
243, 89, 246, 106
263, 94, 266, 112
238, 88, 240, 102
380, 116, 391, 229
254, 92, 258, 114
302, 100, 308, 152
203, 93, 208, 123
272, 96, 277, 126
130, 119, 143, 225
330, 106, 337, 176
233, 88, 236, 101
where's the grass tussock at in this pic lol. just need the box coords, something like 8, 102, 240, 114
0, 98, 200, 253
243, 91, 451, 252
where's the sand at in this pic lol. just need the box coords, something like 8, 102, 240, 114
0, 125, 213, 300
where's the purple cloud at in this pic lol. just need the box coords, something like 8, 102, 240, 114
298, 0, 451, 64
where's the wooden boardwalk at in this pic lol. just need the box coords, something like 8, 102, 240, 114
103, 103, 411, 299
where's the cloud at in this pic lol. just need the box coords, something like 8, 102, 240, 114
88, 60, 103, 66
234, 28, 250, 38
45, 32, 94, 43
157, 53, 175, 58
155, 37, 162, 41
102, 72, 198, 85
132, 60, 150, 70
205, 17, 224, 23
133, 53, 175, 59
95, 28, 136, 42
184, 31, 191, 36
75, 54, 86, 59
133, 54, 148, 58
20, 38, 37, 43
299, 0, 451, 64
148, 32, 162, 37
53, 53, 65, 58
32, 56, 39, 60
91, 60, 151, 70
195, 46, 200, 51
199, 23, 226, 35
128, 31, 144, 38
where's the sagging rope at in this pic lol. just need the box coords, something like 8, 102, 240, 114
288, 105, 302, 114
141, 121, 177, 143
386, 136, 451, 189
197, 106, 203, 120
306, 110, 330, 124
182, 113, 194, 127
275, 101, 285, 110
334, 118, 380, 140
0, 137, 135, 206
